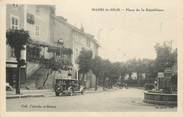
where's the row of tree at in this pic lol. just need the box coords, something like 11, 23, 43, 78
6, 28, 177, 93
78, 43, 177, 89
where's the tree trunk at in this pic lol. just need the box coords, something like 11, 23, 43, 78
16, 61, 21, 94
103, 76, 105, 91
82, 73, 85, 87
42, 69, 51, 88
95, 76, 98, 91
52, 71, 56, 91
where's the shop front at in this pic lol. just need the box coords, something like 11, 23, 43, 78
6, 62, 26, 87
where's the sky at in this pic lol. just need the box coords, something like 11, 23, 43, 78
55, 0, 177, 62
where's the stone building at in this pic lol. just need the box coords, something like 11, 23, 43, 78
50, 15, 100, 88
6, 4, 99, 89
6, 4, 56, 87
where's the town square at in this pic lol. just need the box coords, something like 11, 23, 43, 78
5, 2, 178, 112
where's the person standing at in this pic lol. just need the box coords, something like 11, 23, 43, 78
154, 80, 158, 90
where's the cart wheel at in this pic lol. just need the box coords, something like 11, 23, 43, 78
81, 90, 84, 95
68, 88, 74, 96
69, 92, 73, 96
55, 92, 59, 96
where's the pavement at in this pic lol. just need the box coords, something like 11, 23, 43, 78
6, 87, 107, 99
6, 89, 52, 99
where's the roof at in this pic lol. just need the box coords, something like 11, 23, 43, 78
55, 78, 78, 81
31, 40, 56, 47
54, 16, 100, 47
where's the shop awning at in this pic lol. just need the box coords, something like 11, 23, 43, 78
31, 40, 56, 47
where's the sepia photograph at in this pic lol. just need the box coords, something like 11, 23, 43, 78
1, 0, 183, 115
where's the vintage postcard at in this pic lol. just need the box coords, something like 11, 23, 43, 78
0, 0, 183, 117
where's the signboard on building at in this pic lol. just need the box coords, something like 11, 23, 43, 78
158, 72, 164, 78
131, 72, 137, 80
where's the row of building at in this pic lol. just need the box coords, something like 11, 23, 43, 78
6, 4, 99, 87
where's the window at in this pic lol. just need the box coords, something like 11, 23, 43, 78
87, 39, 90, 47
35, 25, 40, 36
12, 4, 18, 8
10, 16, 19, 29
75, 48, 78, 57
36, 6, 40, 13
75, 33, 78, 41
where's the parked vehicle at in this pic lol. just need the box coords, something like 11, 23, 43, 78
55, 79, 84, 96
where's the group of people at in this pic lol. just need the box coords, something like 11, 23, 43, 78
103, 77, 128, 89
116, 81, 128, 89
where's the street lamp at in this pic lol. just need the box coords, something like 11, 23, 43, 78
16, 45, 26, 94
57, 39, 64, 45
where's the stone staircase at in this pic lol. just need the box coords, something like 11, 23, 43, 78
26, 62, 41, 78
21, 66, 55, 90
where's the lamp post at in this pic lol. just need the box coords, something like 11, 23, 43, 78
16, 45, 26, 94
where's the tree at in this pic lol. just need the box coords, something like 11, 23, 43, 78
6, 29, 30, 94
79, 42, 177, 89
154, 43, 176, 72
78, 49, 93, 86
108, 62, 122, 86
101, 59, 112, 89
91, 56, 101, 90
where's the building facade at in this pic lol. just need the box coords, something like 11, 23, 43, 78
6, 4, 99, 88
50, 16, 100, 81
6, 4, 56, 86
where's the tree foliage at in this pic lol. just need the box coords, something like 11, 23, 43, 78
6, 29, 30, 59
90, 56, 103, 78
77, 42, 177, 87
78, 48, 93, 74
154, 43, 177, 72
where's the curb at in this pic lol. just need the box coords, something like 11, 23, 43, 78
85, 90, 114, 93
85, 91, 103, 93
6, 94, 44, 99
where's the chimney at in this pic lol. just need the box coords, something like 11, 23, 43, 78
80, 24, 84, 32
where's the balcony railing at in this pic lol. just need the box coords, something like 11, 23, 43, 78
26, 45, 41, 63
